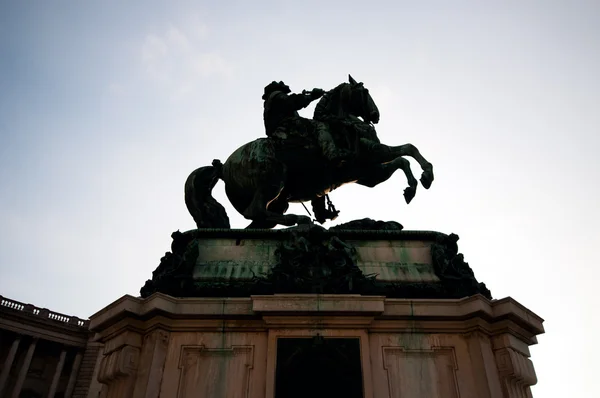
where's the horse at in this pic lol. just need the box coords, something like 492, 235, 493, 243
185, 75, 434, 229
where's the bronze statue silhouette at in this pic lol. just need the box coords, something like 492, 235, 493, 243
262, 80, 351, 166
185, 75, 434, 229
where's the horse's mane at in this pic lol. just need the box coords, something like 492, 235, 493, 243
314, 82, 350, 120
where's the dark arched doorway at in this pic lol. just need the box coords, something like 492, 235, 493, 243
275, 337, 364, 398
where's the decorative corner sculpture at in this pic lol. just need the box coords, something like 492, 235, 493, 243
185, 75, 434, 229
140, 227, 492, 300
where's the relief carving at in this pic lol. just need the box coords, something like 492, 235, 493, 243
158, 330, 170, 346
494, 347, 537, 398
144, 329, 171, 347
176, 345, 254, 398
383, 346, 460, 398
97, 345, 140, 383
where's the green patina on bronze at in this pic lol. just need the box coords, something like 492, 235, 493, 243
140, 223, 490, 300
185, 75, 434, 230
141, 76, 491, 299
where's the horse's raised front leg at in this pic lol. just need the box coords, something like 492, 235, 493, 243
395, 143, 434, 189
359, 139, 434, 189
357, 156, 419, 204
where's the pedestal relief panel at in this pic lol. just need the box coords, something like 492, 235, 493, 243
177, 345, 254, 398
383, 346, 460, 398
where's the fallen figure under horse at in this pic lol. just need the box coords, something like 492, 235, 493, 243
185, 75, 434, 229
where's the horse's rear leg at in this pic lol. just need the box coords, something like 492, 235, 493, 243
311, 196, 339, 224
243, 185, 311, 229
245, 196, 290, 229
357, 157, 419, 204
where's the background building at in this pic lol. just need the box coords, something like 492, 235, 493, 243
0, 295, 101, 398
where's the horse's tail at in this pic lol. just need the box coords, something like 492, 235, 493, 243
184, 159, 231, 229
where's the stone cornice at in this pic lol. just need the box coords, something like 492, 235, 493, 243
89, 293, 543, 345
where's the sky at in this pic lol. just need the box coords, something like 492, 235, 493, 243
0, 0, 599, 396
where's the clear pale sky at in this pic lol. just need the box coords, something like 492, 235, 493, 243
1, 1, 598, 396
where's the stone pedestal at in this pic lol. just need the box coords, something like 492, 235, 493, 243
89, 293, 543, 398
95, 226, 543, 397
140, 228, 492, 300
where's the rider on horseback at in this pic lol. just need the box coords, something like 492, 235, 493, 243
185, 76, 434, 230
262, 81, 351, 165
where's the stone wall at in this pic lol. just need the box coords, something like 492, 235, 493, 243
89, 293, 544, 398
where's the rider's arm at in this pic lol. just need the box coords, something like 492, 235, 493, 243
283, 92, 314, 111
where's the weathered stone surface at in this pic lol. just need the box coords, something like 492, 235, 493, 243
89, 293, 544, 398
140, 226, 491, 300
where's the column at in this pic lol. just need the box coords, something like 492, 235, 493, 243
47, 348, 67, 398
64, 351, 83, 398
11, 338, 37, 398
0, 337, 21, 396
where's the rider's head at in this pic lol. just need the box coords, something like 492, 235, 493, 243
262, 81, 291, 99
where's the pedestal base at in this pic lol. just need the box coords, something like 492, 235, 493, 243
89, 293, 543, 398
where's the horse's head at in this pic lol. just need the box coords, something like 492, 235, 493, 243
347, 74, 380, 124
313, 75, 380, 126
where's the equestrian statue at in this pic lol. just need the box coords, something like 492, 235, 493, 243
185, 75, 434, 229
